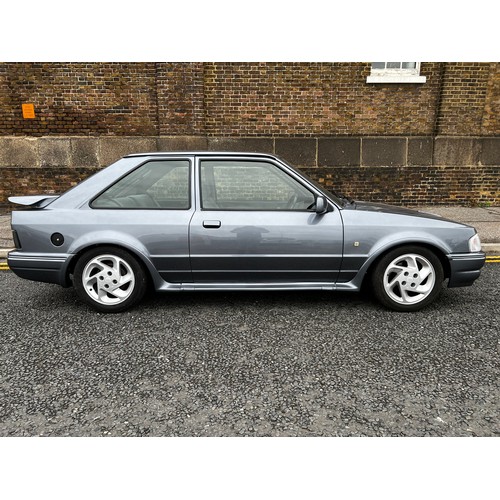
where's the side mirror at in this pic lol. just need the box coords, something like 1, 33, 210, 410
315, 196, 328, 214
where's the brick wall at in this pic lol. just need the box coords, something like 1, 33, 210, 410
303, 165, 500, 207
203, 62, 443, 136
0, 167, 99, 205
156, 63, 205, 136
0, 63, 158, 136
0, 62, 499, 209
482, 62, 500, 135
3, 62, 497, 137
436, 62, 493, 135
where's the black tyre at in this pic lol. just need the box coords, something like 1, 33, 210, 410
73, 246, 147, 313
370, 245, 444, 312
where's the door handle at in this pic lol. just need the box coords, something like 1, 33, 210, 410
203, 220, 221, 228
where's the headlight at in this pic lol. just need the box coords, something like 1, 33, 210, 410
468, 233, 482, 252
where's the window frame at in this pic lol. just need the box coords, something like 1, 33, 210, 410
89, 157, 193, 210
366, 62, 426, 84
197, 157, 317, 212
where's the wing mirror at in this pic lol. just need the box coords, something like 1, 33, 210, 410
315, 196, 329, 214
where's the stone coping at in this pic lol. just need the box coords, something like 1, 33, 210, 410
0, 135, 498, 168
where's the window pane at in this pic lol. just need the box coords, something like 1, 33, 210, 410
92, 160, 190, 209
402, 62, 417, 69
386, 62, 401, 69
371, 62, 385, 70
200, 160, 315, 211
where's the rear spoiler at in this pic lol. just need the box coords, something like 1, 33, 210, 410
8, 195, 59, 209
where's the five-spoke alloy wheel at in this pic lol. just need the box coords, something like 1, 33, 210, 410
371, 245, 444, 311
73, 247, 147, 312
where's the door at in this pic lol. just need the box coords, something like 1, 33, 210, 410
189, 157, 343, 284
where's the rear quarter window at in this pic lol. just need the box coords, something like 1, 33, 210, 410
91, 160, 190, 209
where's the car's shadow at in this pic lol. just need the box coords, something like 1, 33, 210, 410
54, 283, 375, 313
142, 288, 371, 309
20, 277, 479, 317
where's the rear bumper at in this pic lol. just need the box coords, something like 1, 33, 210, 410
447, 252, 486, 288
7, 251, 73, 287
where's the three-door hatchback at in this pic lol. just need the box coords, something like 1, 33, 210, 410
8, 152, 485, 312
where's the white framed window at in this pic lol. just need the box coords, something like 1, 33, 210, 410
366, 62, 426, 83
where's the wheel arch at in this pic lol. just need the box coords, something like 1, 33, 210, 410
359, 240, 451, 290
65, 242, 160, 288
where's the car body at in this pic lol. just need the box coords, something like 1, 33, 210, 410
8, 152, 485, 312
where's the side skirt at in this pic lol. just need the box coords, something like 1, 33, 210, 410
155, 281, 360, 292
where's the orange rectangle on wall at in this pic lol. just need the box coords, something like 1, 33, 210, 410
22, 103, 35, 119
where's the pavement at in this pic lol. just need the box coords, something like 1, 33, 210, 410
1, 205, 500, 259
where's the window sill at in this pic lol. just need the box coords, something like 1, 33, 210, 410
366, 75, 427, 84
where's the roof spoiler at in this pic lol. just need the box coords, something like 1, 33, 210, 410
8, 195, 59, 209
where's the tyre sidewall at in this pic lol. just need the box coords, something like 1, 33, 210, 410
73, 246, 147, 313
371, 245, 444, 312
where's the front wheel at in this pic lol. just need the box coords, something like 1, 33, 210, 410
73, 247, 147, 312
370, 246, 444, 312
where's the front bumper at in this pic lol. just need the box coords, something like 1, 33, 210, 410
447, 252, 486, 288
7, 251, 73, 287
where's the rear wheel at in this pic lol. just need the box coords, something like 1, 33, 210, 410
73, 247, 147, 312
371, 246, 444, 312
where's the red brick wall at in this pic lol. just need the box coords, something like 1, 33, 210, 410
436, 62, 493, 135
156, 63, 205, 135
0, 167, 99, 207
2, 62, 498, 137
482, 62, 500, 135
203, 62, 443, 136
303, 165, 500, 207
0, 63, 158, 136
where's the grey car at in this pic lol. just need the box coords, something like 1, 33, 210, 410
8, 152, 485, 312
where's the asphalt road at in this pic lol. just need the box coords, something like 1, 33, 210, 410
0, 266, 499, 437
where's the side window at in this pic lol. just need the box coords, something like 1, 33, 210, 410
92, 160, 190, 209
200, 160, 315, 211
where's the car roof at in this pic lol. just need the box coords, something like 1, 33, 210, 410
124, 151, 278, 159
